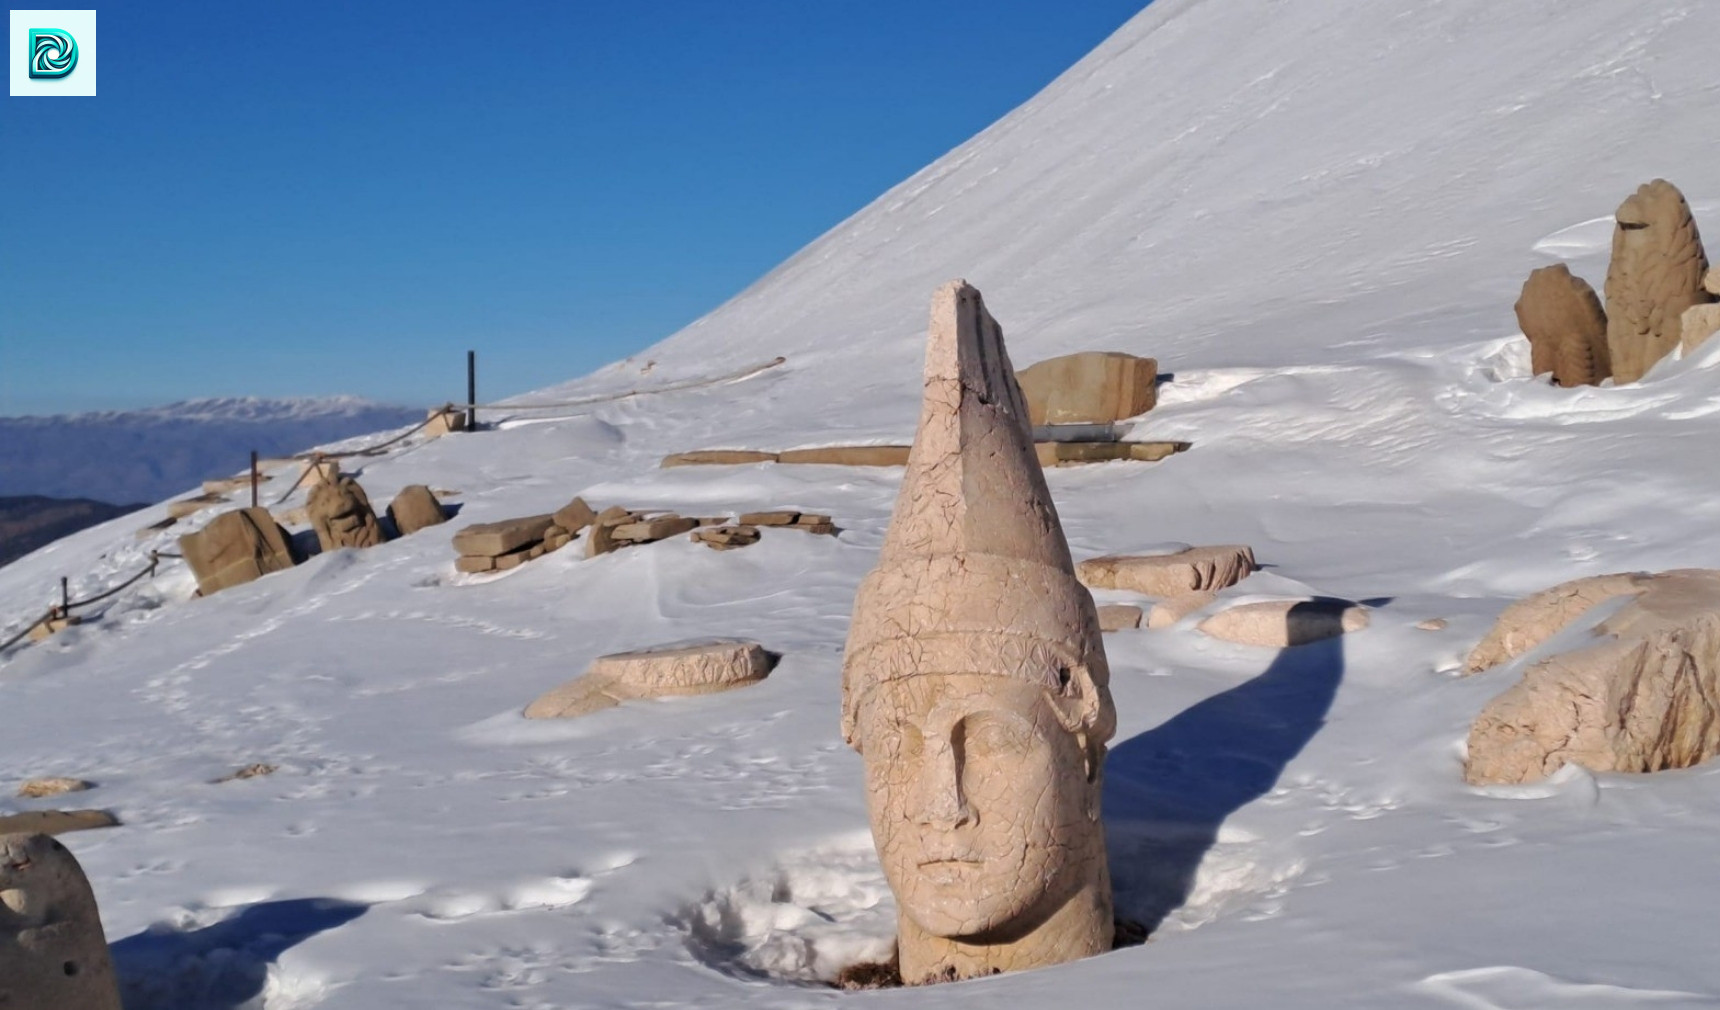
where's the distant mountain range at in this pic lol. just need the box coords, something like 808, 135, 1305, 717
0, 396, 423, 505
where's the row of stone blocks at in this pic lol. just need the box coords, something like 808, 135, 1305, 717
1515, 178, 1719, 386
178, 479, 447, 597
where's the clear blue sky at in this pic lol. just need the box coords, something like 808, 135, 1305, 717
2, 1, 1148, 415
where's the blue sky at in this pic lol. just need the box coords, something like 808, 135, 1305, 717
2, 1, 1148, 415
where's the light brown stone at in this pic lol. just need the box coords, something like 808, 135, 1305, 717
423, 405, 467, 437
777, 446, 913, 467
1605, 179, 1712, 383
1417, 617, 1449, 631
452, 514, 553, 558
691, 525, 761, 550
585, 506, 639, 558
0, 811, 118, 837
273, 506, 309, 527
1196, 598, 1369, 647
0, 833, 123, 1010
793, 513, 833, 527
1705, 266, 1720, 297
1466, 569, 1720, 785
15, 778, 92, 799
1679, 302, 1720, 355
1464, 572, 1651, 674
308, 476, 386, 552
1096, 604, 1143, 632
553, 497, 598, 534
387, 485, 446, 536
841, 281, 1115, 984
524, 639, 778, 719
1147, 590, 1219, 628
1077, 546, 1256, 598
738, 510, 799, 526
1514, 264, 1611, 386
178, 507, 298, 596
212, 763, 277, 783
166, 492, 228, 519
298, 457, 340, 493
26, 616, 81, 642
659, 449, 780, 468
135, 516, 177, 539
454, 554, 497, 574
612, 516, 699, 543
1017, 351, 1158, 426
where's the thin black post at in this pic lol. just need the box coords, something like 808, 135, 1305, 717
60, 577, 69, 613
466, 350, 477, 431
250, 450, 260, 508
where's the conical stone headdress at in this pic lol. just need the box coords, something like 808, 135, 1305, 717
840, 280, 1115, 747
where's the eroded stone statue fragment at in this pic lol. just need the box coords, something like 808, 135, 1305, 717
387, 485, 447, 536
1077, 545, 1256, 598
1466, 569, 1720, 785
1604, 179, 1712, 383
1514, 264, 1610, 386
0, 832, 123, 1010
308, 475, 386, 552
1017, 351, 1158, 425
178, 507, 299, 596
524, 640, 776, 719
841, 280, 1117, 984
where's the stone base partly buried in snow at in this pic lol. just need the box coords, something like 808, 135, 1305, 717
1197, 598, 1368, 647
1077, 546, 1256, 597
525, 640, 778, 719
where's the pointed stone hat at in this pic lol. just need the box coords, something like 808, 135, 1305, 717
840, 280, 1115, 746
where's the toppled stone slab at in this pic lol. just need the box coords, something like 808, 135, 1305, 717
15, 778, 92, 799
308, 475, 386, 552
167, 492, 229, 519
1036, 441, 1189, 466
692, 525, 761, 550
554, 497, 598, 534
453, 514, 554, 558
1077, 546, 1256, 597
524, 640, 778, 719
423, 405, 467, 437
1466, 569, 1720, 785
661, 449, 780, 468
388, 485, 447, 536
1017, 351, 1159, 425
778, 446, 913, 466
613, 516, 700, 543
455, 554, 496, 574
1147, 590, 1218, 628
1514, 264, 1611, 386
27, 615, 81, 642
1096, 604, 1143, 632
1197, 598, 1369, 647
739, 510, 800, 526
542, 525, 573, 552
0, 832, 123, 1010
1680, 302, 1720, 355
586, 506, 640, 558
179, 507, 299, 597
1464, 572, 1652, 674
0, 810, 119, 837
494, 542, 543, 571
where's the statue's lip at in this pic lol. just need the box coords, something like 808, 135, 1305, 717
916, 856, 983, 867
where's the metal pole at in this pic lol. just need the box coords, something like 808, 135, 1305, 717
466, 350, 477, 432
250, 450, 260, 508
60, 577, 69, 614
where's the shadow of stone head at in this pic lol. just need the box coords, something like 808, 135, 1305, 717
1102, 634, 1345, 934
112, 897, 366, 1010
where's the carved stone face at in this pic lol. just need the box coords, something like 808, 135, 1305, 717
857, 672, 1094, 940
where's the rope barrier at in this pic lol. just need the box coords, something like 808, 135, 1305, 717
0, 551, 180, 658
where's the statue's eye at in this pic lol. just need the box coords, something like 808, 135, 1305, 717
964, 714, 1029, 756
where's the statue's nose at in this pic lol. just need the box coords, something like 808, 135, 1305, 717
913, 737, 974, 830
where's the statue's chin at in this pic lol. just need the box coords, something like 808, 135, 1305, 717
900, 887, 1032, 940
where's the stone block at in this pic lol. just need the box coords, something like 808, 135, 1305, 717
387, 485, 446, 536
586, 506, 638, 558
179, 507, 298, 597
553, 497, 598, 534
1680, 302, 1720, 354
612, 516, 699, 543
0, 832, 123, 1010
26, 616, 80, 642
1096, 604, 1143, 632
525, 640, 777, 719
1197, 598, 1369, 647
738, 510, 799, 526
692, 525, 761, 550
660, 449, 780, 468
1147, 591, 1219, 628
423, 405, 468, 437
0, 810, 118, 837
1077, 545, 1256, 597
777, 446, 913, 466
455, 555, 496, 574
15, 778, 92, 799
1017, 351, 1158, 425
452, 514, 554, 557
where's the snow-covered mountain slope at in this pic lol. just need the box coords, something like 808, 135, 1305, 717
0, 397, 422, 504
6, 2, 1720, 1008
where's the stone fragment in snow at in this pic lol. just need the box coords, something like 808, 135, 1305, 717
1416, 617, 1449, 631
777, 446, 914, 466
454, 554, 496, 574
524, 640, 777, 719
1679, 302, 1720, 354
1466, 569, 1720, 785
179, 507, 299, 597
1077, 545, 1256, 597
15, 778, 92, 799
387, 484, 446, 536
1463, 572, 1651, 674
0, 810, 118, 837
660, 449, 780, 467
691, 525, 761, 550
27, 616, 80, 642
308, 475, 386, 552
612, 516, 699, 543
0, 832, 123, 1010
1605, 179, 1711, 383
212, 763, 277, 783
423, 405, 467, 437
1197, 598, 1368, 647
1514, 263, 1610, 386
1016, 351, 1159, 426
1096, 604, 1143, 631
1147, 591, 1218, 628
739, 510, 799, 526
553, 496, 598, 535
452, 514, 554, 557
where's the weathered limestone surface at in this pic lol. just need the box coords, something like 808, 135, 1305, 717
179, 507, 298, 596
586, 506, 639, 558
778, 446, 913, 466
1605, 179, 1712, 383
739, 510, 799, 526
15, 778, 92, 799
423, 405, 467, 437
612, 516, 699, 543
1466, 569, 1720, 785
453, 515, 553, 557
0, 833, 123, 1010
660, 449, 780, 467
525, 640, 777, 719
1680, 302, 1720, 355
1077, 546, 1256, 598
692, 525, 761, 550
1514, 264, 1611, 386
387, 485, 446, 536
1147, 590, 1218, 629
1096, 604, 1143, 632
1017, 351, 1159, 426
0, 810, 118, 837
1464, 572, 1651, 674
454, 555, 496, 574
1197, 598, 1369, 647
553, 497, 598, 535
841, 281, 1116, 984
308, 476, 386, 552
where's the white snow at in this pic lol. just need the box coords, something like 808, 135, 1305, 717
6, 0, 1720, 1007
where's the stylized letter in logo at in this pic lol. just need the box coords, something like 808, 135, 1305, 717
28, 29, 78, 79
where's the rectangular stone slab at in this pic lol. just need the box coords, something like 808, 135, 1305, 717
776, 446, 913, 466
0, 809, 119, 836
660, 449, 780, 467
738, 511, 799, 526
455, 554, 497, 573
612, 516, 700, 542
452, 514, 553, 557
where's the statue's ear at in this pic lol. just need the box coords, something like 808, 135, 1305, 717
1046, 662, 1103, 737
